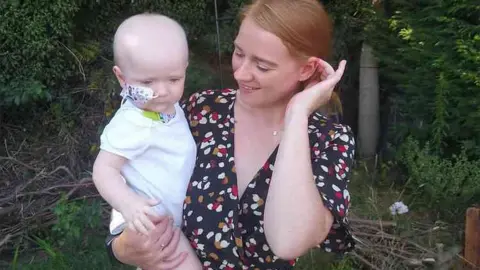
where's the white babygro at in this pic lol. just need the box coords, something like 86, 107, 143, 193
100, 99, 196, 235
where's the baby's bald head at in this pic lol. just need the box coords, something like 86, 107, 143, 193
113, 13, 188, 76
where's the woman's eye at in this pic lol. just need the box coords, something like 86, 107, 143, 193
234, 51, 244, 57
257, 66, 269, 72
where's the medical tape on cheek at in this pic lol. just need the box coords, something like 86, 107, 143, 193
120, 84, 155, 105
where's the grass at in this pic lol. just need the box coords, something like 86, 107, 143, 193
8, 236, 133, 270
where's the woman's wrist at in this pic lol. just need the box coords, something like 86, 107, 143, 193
284, 109, 309, 130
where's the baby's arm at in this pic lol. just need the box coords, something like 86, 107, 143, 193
92, 150, 158, 234
94, 152, 201, 269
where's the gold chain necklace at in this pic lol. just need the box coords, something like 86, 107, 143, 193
234, 119, 283, 136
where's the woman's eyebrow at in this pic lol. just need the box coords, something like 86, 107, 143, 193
234, 42, 278, 67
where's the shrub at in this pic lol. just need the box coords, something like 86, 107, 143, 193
398, 137, 480, 220
367, 0, 480, 158
0, 1, 81, 107
0, 0, 210, 109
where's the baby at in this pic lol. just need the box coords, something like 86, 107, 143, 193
92, 13, 201, 269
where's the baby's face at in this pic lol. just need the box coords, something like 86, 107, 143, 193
123, 52, 188, 113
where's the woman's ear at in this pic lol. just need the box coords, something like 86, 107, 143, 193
298, 57, 319, 82
112, 66, 126, 86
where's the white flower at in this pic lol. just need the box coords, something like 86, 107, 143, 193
389, 201, 409, 215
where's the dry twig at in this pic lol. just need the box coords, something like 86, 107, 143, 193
349, 215, 461, 269
0, 97, 105, 252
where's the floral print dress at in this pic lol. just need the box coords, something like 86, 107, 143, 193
181, 89, 355, 270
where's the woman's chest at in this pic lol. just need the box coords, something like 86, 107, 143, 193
181, 92, 295, 268
233, 132, 279, 198
183, 140, 284, 267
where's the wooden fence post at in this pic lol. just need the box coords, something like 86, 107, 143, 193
465, 207, 480, 269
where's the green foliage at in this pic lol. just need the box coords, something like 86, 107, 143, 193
323, 0, 376, 61
11, 198, 131, 269
74, 0, 210, 57
50, 195, 102, 246
323, 0, 375, 116
398, 137, 480, 220
0, 0, 209, 109
196, 0, 243, 55
0, 0, 81, 107
366, 0, 480, 220
130, 1, 209, 39
184, 55, 220, 96
296, 249, 356, 270
367, 0, 480, 157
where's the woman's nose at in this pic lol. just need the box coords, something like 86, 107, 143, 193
233, 62, 253, 82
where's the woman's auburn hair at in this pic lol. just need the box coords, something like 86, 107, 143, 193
239, 0, 343, 117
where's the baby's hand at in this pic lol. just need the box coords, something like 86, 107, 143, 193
120, 196, 160, 235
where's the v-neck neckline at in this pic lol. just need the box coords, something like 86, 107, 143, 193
229, 92, 280, 202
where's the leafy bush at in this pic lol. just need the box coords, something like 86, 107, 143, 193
9, 198, 130, 270
0, 0, 81, 106
0, 0, 210, 109
75, 0, 210, 57
398, 137, 480, 220
367, 0, 480, 157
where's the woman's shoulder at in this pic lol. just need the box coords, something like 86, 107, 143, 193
182, 88, 237, 111
309, 112, 353, 135
308, 112, 355, 151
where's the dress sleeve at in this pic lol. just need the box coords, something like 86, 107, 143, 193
311, 120, 356, 253
180, 91, 200, 122
100, 108, 152, 160
180, 90, 212, 143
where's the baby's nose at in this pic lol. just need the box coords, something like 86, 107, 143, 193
153, 85, 169, 97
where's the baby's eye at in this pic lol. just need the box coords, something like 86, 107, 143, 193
141, 80, 153, 85
169, 78, 181, 83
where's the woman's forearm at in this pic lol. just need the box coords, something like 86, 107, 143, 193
264, 112, 333, 260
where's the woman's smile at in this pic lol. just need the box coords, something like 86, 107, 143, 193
239, 84, 260, 94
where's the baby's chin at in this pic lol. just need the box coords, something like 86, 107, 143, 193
141, 102, 176, 114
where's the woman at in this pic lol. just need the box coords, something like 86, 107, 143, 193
107, 0, 355, 269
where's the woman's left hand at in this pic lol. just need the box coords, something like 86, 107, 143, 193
286, 59, 346, 120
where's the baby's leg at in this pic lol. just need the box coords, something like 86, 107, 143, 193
151, 204, 201, 268
169, 233, 202, 270
135, 231, 201, 270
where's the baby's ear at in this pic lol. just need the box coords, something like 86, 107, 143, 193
298, 57, 318, 82
112, 66, 126, 86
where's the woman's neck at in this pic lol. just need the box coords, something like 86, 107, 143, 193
235, 95, 290, 128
